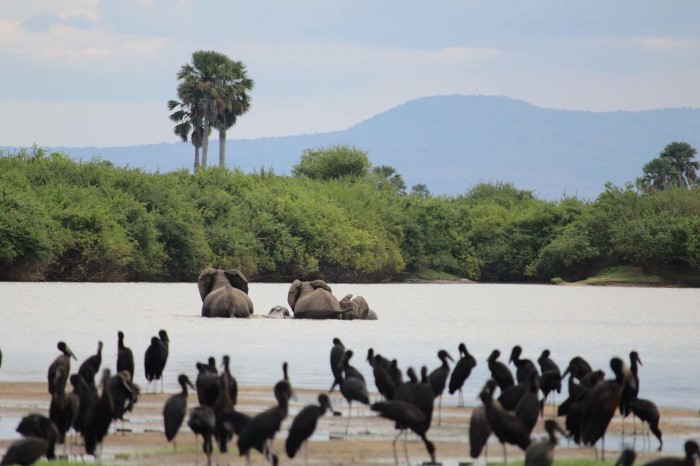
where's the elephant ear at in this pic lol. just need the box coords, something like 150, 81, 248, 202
310, 279, 332, 293
225, 269, 249, 295
287, 279, 303, 310
197, 268, 218, 302
352, 295, 370, 318
339, 294, 355, 311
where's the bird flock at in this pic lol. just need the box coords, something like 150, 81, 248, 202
1, 334, 698, 466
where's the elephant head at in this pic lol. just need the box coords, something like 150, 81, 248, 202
287, 279, 343, 319
198, 268, 254, 318
267, 305, 291, 319
339, 294, 373, 320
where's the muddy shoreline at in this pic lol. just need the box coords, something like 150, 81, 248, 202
0, 381, 698, 465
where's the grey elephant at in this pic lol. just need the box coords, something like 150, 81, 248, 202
198, 268, 254, 318
339, 294, 378, 320
339, 294, 369, 320
267, 305, 291, 319
287, 279, 345, 319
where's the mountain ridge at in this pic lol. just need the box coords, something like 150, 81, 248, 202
4, 95, 700, 199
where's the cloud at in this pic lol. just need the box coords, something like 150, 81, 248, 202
0, 19, 167, 65
238, 41, 504, 67
572, 35, 699, 52
631, 36, 693, 51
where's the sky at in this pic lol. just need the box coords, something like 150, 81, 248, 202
2, 0, 700, 147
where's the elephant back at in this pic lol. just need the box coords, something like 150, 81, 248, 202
288, 279, 341, 317
198, 268, 249, 301
198, 268, 253, 318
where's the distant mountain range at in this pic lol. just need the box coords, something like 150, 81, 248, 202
6, 95, 700, 199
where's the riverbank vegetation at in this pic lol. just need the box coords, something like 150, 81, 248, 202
2, 145, 699, 284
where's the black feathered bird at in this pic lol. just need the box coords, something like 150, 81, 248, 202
116, 330, 134, 380
619, 350, 642, 434
188, 405, 216, 466
220, 355, 238, 406
479, 379, 531, 464
144, 332, 168, 393
163, 374, 195, 449
70, 373, 94, 436
83, 369, 117, 457
1, 438, 49, 466
340, 353, 370, 437
371, 352, 396, 401
644, 440, 699, 466
48, 366, 78, 446
371, 400, 437, 465
196, 358, 220, 407
469, 404, 491, 461
488, 349, 515, 392
524, 419, 567, 466
285, 393, 332, 462
429, 349, 454, 425
47, 341, 76, 396
79, 341, 103, 382
510, 345, 539, 383
329, 338, 346, 392
16, 414, 59, 461
614, 449, 637, 466
578, 357, 625, 461
628, 398, 662, 451
448, 342, 477, 407
237, 380, 292, 465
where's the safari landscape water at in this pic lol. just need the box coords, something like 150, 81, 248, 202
1, 282, 698, 410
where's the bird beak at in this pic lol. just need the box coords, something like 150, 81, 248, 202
562, 367, 570, 378
187, 380, 195, 390
68, 347, 77, 360
637, 356, 643, 366
446, 352, 454, 362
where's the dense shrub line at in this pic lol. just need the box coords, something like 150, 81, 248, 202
2, 148, 699, 282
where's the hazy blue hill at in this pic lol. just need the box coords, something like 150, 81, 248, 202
6, 95, 700, 199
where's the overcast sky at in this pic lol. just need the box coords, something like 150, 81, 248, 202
2, 0, 700, 147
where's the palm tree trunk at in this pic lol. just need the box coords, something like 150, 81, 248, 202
194, 146, 201, 172
219, 129, 227, 168
201, 119, 209, 168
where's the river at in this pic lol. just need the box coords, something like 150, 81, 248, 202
1, 282, 698, 410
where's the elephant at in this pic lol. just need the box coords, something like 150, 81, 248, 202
339, 294, 378, 320
197, 268, 254, 318
287, 279, 346, 319
267, 305, 291, 319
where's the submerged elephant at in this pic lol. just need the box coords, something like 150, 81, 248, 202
339, 294, 378, 320
267, 305, 291, 319
287, 279, 345, 319
198, 268, 254, 318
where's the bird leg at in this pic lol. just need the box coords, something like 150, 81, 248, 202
402, 431, 410, 465
391, 430, 401, 466
438, 394, 443, 426
303, 440, 309, 466
502, 441, 508, 465
345, 401, 352, 438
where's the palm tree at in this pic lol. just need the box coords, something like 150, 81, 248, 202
212, 60, 254, 168
372, 165, 406, 194
659, 142, 699, 188
410, 184, 431, 198
638, 157, 677, 193
168, 99, 204, 171
175, 51, 234, 168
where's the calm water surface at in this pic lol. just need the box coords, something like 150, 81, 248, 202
1, 282, 698, 410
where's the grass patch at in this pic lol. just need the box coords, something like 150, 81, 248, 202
581, 266, 665, 286
404, 269, 467, 281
